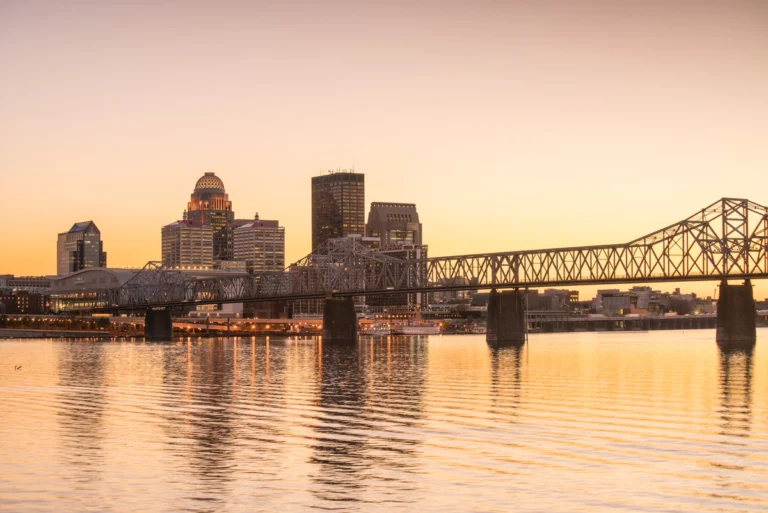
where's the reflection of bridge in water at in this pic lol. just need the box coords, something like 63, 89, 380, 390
68, 198, 765, 347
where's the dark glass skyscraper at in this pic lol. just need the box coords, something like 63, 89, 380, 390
56, 221, 107, 275
311, 172, 365, 250
186, 172, 234, 260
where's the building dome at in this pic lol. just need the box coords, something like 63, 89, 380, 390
194, 172, 225, 192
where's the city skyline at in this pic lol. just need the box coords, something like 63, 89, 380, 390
2, 0, 767, 300
8, 177, 764, 302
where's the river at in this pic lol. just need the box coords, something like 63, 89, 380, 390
1, 331, 767, 512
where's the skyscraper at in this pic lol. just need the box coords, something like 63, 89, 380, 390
364, 202, 426, 311
161, 220, 214, 269
365, 202, 422, 247
233, 214, 286, 273
56, 221, 107, 276
311, 171, 365, 250
186, 172, 234, 260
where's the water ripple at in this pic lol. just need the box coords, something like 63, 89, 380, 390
1, 332, 767, 512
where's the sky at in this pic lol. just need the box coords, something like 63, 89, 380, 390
1, 0, 767, 298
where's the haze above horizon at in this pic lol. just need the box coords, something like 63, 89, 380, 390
1, 0, 767, 298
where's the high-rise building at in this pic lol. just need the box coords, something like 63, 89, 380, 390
233, 214, 286, 273
365, 202, 422, 247
187, 172, 234, 260
311, 171, 365, 250
161, 220, 214, 269
56, 221, 107, 276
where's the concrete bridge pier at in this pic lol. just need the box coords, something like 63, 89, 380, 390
322, 297, 358, 342
486, 289, 526, 347
145, 307, 173, 341
717, 280, 756, 348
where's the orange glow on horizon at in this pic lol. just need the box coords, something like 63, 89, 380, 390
1, 1, 767, 300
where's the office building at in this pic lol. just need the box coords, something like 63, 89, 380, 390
0, 275, 52, 294
233, 214, 285, 273
161, 220, 214, 269
187, 172, 234, 260
311, 171, 365, 250
56, 221, 107, 276
0, 290, 48, 315
365, 202, 422, 247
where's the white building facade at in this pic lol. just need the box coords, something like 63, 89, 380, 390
233, 216, 285, 273
161, 220, 214, 269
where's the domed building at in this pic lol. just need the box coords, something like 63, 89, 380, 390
187, 172, 235, 259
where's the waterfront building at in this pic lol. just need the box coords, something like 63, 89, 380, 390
365, 202, 422, 247
56, 221, 107, 276
311, 171, 365, 250
49, 268, 138, 312
592, 290, 631, 315
540, 289, 579, 310
187, 172, 235, 260
0, 275, 52, 294
49, 267, 254, 313
432, 277, 474, 303
0, 290, 48, 315
161, 220, 214, 269
233, 214, 286, 273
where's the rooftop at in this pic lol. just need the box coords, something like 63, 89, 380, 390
235, 220, 281, 229
194, 172, 225, 192
163, 219, 209, 229
67, 221, 99, 233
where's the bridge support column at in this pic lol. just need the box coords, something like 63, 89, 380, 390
145, 307, 172, 342
322, 297, 358, 342
717, 280, 756, 348
486, 289, 526, 347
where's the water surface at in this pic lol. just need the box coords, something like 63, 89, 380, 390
1, 331, 767, 512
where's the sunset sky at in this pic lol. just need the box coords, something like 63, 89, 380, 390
1, 1, 767, 297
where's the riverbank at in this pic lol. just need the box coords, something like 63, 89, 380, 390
0, 329, 114, 339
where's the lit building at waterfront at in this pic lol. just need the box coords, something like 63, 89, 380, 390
311, 171, 365, 250
0, 275, 52, 294
0, 290, 48, 315
56, 221, 107, 276
365, 202, 422, 247
233, 214, 285, 273
49, 268, 138, 312
161, 220, 214, 269
186, 172, 234, 260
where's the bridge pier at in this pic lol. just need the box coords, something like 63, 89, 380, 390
322, 297, 358, 342
145, 307, 172, 342
486, 289, 526, 347
717, 280, 756, 349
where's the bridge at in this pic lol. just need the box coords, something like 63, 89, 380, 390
65, 198, 766, 347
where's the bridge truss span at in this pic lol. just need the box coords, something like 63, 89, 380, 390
425, 198, 768, 289
75, 198, 768, 312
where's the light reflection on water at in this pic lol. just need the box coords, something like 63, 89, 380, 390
1, 331, 767, 512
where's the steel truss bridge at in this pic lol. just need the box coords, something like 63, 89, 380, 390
78, 198, 768, 312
